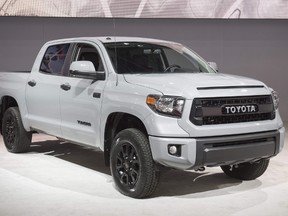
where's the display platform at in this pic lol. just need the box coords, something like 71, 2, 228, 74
0, 123, 287, 216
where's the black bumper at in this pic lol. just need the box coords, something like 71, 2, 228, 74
194, 130, 280, 168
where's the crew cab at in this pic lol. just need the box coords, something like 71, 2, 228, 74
0, 37, 285, 198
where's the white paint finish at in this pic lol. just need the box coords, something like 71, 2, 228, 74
69, 61, 96, 72
0, 37, 285, 172
0, 72, 31, 129
149, 136, 197, 170
59, 76, 105, 146
124, 73, 268, 99
26, 72, 62, 136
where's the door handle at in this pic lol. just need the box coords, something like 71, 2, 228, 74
60, 83, 71, 91
93, 92, 101, 98
28, 80, 36, 87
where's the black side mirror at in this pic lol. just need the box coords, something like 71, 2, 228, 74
94, 71, 106, 80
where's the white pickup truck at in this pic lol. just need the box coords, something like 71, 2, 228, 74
0, 37, 285, 198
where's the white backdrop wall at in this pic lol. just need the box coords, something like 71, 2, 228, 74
1, 0, 288, 18
0, 17, 287, 121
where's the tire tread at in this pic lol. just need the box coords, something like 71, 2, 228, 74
2, 107, 31, 153
110, 128, 159, 198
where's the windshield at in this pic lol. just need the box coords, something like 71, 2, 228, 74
104, 41, 215, 74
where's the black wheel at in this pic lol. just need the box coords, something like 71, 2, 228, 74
221, 159, 270, 180
110, 128, 159, 198
2, 107, 32, 153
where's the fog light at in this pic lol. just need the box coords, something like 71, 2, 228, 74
168, 145, 181, 157
169, 146, 177, 154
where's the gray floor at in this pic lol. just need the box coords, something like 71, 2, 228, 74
0, 124, 287, 216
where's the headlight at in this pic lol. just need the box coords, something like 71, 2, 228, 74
146, 95, 185, 118
270, 88, 280, 110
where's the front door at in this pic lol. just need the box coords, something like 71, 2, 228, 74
59, 43, 107, 147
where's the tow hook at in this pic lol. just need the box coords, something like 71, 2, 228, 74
195, 167, 205, 171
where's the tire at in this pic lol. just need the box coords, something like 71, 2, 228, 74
2, 107, 32, 153
110, 128, 159, 198
221, 159, 270, 180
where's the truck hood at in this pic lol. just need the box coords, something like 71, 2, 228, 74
123, 73, 267, 99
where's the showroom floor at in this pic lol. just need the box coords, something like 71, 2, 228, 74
0, 124, 287, 216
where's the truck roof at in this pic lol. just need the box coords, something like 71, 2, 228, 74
46, 36, 179, 45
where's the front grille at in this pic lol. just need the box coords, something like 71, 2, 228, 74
190, 95, 275, 126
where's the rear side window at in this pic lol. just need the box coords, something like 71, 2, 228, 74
40, 44, 70, 75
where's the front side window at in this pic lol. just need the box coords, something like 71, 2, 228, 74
104, 42, 215, 74
40, 44, 70, 75
73, 44, 104, 72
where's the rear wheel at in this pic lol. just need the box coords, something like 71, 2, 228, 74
110, 128, 159, 198
221, 159, 270, 180
2, 107, 32, 153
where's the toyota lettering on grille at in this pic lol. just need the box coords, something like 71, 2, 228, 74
222, 104, 259, 114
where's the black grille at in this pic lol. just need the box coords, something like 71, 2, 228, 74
190, 95, 275, 126
209, 138, 271, 148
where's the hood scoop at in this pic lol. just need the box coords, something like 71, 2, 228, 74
197, 85, 265, 90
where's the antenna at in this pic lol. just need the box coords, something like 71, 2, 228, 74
113, 18, 118, 85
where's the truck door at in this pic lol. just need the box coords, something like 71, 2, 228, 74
26, 43, 71, 137
59, 43, 107, 147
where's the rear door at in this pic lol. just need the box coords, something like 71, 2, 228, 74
26, 43, 71, 137
59, 42, 107, 147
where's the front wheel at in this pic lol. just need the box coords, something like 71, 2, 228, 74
2, 107, 32, 153
221, 159, 270, 180
110, 128, 159, 198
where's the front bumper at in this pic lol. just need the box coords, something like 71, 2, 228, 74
149, 127, 285, 170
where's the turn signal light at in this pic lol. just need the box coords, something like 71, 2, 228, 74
146, 96, 157, 105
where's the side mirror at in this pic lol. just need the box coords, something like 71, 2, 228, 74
208, 62, 218, 72
69, 61, 105, 80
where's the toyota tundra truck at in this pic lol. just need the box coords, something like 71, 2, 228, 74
0, 37, 285, 198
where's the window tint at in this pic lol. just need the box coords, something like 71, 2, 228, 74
163, 48, 197, 71
104, 42, 214, 74
105, 43, 165, 74
40, 44, 70, 75
74, 44, 104, 71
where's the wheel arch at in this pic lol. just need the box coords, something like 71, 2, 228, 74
0, 96, 19, 135
103, 112, 148, 166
